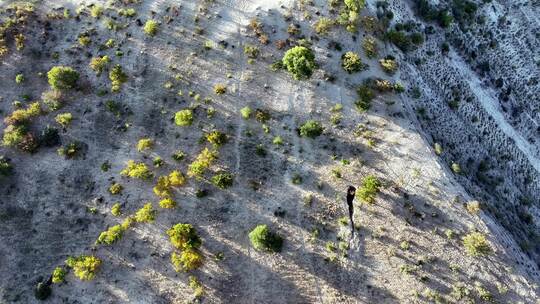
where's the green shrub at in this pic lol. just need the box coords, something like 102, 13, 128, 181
355, 84, 374, 112
55, 112, 72, 128
386, 30, 411, 51
273, 136, 283, 145
47, 66, 79, 90
451, 162, 461, 174
341, 51, 364, 73
240, 106, 251, 119
206, 130, 227, 147
109, 64, 127, 92
189, 276, 204, 299
111, 203, 122, 216
4, 102, 41, 125
65, 255, 101, 281
244, 45, 259, 58
137, 138, 153, 152
78, 35, 91, 46
57, 141, 82, 158
188, 148, 218, 178
51, 267, 66, 283
362, 37, 378, 58
379, 58, 398, 74
108, 183, 123, 195
134, 203, 156, 223
90, 5, 103, 18
249, 225, 283, 252
89, 55, 110, 74
463, 232, 491, 256
96, 224, 125, 245
167, 223, 201, 250
119, 8, 136, 17
172, 150, 186, 161
42, 89, 64, 111
214, 84, 227, 95
120, 160, 153, 179
314, 17, 333, 35
466, 201, 481, 214
15, 73, 24, 84
159, 198, 176, 209
299, 120, 323, 138
171, 249, 203, 271
144, 20, 159, 36
175, 109, 193, 126
211, 172, 234, 189
0, 156, 13, 176
358, 175, 381, 203
282, 46, 316, 80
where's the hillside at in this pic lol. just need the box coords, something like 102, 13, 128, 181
0, 0, 538, 303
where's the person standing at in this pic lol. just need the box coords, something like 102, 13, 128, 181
346, 186, 356, 236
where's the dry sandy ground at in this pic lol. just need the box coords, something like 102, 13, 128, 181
0, 0, 538, 303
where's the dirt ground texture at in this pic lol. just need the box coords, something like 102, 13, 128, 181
0, 0, 538, 303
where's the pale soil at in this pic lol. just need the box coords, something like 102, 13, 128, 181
0, 0, 538, 303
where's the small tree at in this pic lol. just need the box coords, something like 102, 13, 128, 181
47, 66, 79, 90
300, 120, 323, 138
249, 225, 283, 252
282, 46, 316, 80
358, 175, 381, 203
463, 232, 491, 256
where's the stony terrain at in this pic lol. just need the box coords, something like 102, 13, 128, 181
0, 0, 538, 303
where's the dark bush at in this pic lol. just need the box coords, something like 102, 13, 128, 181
40, 125, 60, 147
0, 156, 13, 177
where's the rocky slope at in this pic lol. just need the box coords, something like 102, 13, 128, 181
0, 0, 538, 303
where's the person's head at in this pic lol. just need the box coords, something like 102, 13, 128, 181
347, 186, 356, 195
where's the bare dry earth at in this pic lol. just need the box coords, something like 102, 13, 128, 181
0, 0, 538, 303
